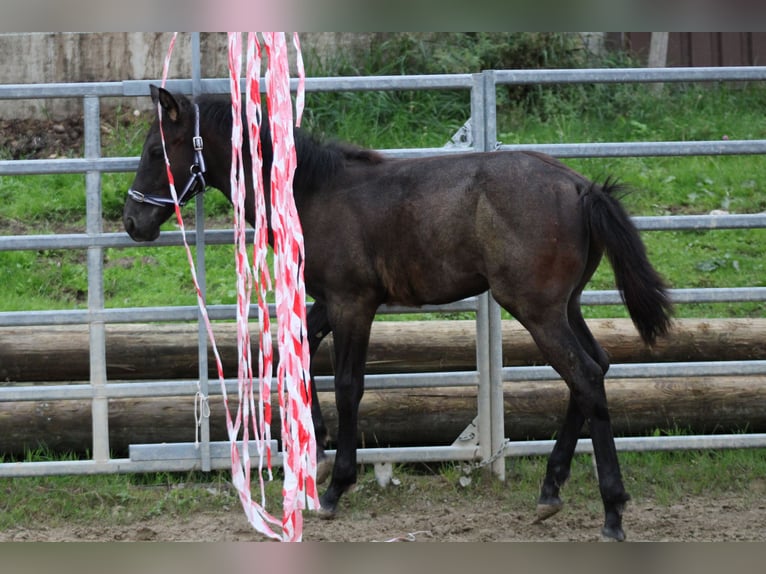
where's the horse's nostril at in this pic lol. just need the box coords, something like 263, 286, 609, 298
124, 216, 135, 235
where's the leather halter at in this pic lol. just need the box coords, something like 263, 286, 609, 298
127, 104, 207, 207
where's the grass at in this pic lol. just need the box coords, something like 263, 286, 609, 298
2, 445, 765, 531
0, 469, 240, 530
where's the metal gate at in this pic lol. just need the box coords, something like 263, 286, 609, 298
2, 34, 766, 479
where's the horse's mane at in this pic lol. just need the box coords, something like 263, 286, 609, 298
196, 95, 384, 193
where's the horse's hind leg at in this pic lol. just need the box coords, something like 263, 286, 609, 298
307, 300, 333, 484
535, 304, 611, 523
518, 307, 629, 540
534, 393, 586, 522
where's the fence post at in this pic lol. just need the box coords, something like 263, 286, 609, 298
481, 70, 506, 481
472, 71, 506, 480
191, 32, 212, 472
84, 95, 109, 464
470, 74, 493, 470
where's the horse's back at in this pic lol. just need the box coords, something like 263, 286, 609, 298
303, 150, 593, 308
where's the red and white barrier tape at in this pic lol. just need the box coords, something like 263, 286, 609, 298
157, 32, 316, 542
261, 31, 319, 542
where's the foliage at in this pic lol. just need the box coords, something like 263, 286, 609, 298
302, 32, 588, 146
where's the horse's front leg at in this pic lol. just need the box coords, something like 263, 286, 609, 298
317, 300, 376, 518
306, 300, 333, 483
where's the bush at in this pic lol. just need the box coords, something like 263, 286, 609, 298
300, 33, 635, 143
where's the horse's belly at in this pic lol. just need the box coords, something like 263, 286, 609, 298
378, 259, 488, 307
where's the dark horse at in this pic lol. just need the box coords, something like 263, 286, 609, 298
123, 86, 673, 541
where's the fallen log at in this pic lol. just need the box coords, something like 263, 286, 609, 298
1, 318, 765, 382
1, 377, 765, 457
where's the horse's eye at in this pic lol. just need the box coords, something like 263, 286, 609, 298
149, 146, 165, 159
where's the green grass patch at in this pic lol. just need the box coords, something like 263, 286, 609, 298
4, 445, 764, 531
0, 469, 241, 530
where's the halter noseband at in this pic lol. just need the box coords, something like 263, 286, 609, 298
127, 103, 207, 208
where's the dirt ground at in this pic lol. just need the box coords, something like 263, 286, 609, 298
0, 117, 85, 160
2, 487, 765, 543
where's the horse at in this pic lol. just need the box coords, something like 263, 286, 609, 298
123, 85, 673, 541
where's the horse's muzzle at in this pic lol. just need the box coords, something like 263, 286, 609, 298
123, 213, 161, 242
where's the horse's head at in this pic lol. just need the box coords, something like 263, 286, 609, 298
123, 85, 205, 242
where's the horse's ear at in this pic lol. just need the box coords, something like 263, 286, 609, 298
149, 84, 180, 123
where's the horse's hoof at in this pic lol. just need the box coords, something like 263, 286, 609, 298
532, 500, 564, 524
316, 505, 337, 521
317, 493, 338, 520
316, 457, 333, 485
601, 525, 626, 541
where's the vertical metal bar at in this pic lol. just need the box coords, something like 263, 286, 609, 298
192, 32, 203, 96
84, 95, 110, 463
488, 294, 506, 480
481, 70, 498, 150
475, 293, 493, 468
470, 74, 492, 467
470, 73, 486, 155
481, 70, 506, 480
191, 32, 211, 472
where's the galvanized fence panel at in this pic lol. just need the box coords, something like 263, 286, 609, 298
490, 66, 766, 457
0, 48, 492, 476
2, 50, 766, 478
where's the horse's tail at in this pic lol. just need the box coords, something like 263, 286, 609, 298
583, 178, 673, 345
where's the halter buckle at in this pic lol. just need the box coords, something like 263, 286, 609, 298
192, 136, 203, 152
128, 189, 146, 203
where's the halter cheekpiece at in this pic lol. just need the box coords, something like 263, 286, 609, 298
127, 104, 207, 208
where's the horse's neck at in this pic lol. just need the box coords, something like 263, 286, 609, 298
197, 113, 322, 220
197, 122, 256, 194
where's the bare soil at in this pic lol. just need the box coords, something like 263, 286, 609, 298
2, 483, 764, 542
0, 117, 84, 160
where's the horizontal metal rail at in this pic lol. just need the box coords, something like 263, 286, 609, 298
2, 213, 763, 253
0, 156, 137, 176
5, 138, 766, 178
504, 433, 766, 457
3, 433, 765, 478
0, 370, 482, 402
3, 358, 765, 403
498, 139, 766, 158
2, 66, 764, 102
0, 444, 482, 477
0, 74, 476, 102
494, 66, 766, 84
0, 297, 479, 327
1, 286, 764, 328
503, 360, 766, 383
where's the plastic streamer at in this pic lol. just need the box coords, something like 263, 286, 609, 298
260, 31, 319, 541
156, 32, 316, 542
244, 31, 274, 506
